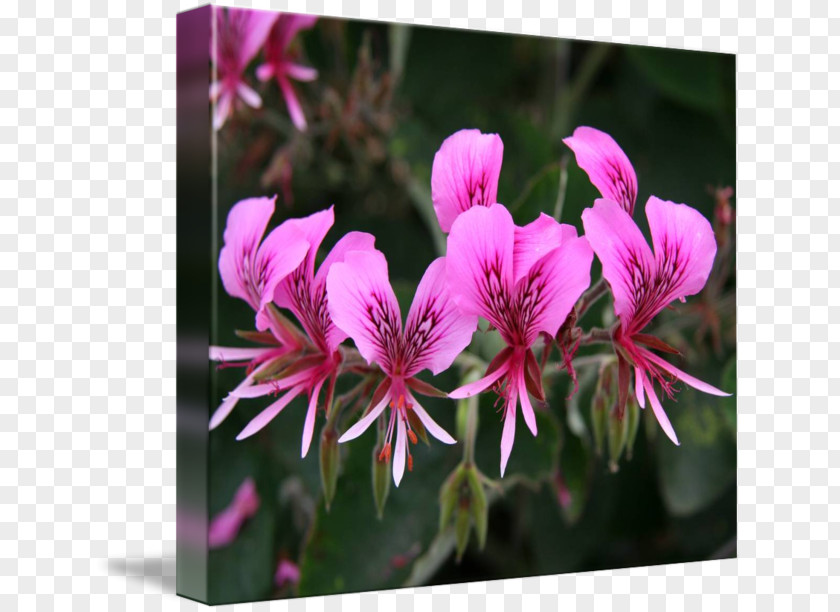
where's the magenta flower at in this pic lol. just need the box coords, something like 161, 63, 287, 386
563, 126, 638, 215
208, 477, 260, 548
431, 129, 504, 232
275, 559, 301, 589
327, 252, 477, 486
256, 14, 319, 131
210, 7, 278, 130
582, 197, 729, 444
228, 207, 376, 457
446, 204, 593, 475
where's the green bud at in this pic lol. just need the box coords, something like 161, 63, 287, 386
438, 467, 462, 532
625, 397, 640, 460
319, 426, 340, 510
607, 401, 629, 472
464, 466, 487, 550
454, 504, 471, 562
591, 391, 607, 457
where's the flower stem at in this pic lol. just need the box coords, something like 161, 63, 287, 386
462, 392, 479, 464
579, 327, 613, 346
552, 156, 569, 222
575, 277, 608, 318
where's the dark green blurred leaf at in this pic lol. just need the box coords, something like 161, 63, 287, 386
720, 357, 737, 434
557, 432, 593, 525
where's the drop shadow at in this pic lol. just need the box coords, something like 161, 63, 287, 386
107, 557, 177, 595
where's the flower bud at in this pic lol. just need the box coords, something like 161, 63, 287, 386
465, 466, 487, 550
624, 396, 640, 460
607, 400, 629, 472
454, 504, 472, 561
319, 426, 340, 511
438, 463, 489, 561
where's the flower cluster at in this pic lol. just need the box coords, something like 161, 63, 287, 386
210, 125, 728, 499
211, 7, 318, 131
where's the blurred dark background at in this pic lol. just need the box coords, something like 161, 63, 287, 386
206, 17, 736, 603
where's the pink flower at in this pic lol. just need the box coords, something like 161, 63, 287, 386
274, 559, 301, 589
227, 207, 377, 457
208, 477, 260, 548
431, 129, 504, 232
327, 252, 477, 486
210, 7, 278, 130
582, 197, 729, 445
256, 14, 319, 131
563, 126, 638, 215
446, 204, 593, 475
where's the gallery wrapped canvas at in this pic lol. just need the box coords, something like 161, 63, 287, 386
177, 4, 736, 605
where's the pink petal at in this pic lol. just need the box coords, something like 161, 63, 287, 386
645, 196, 717, 306
314, 231, 377, 286
209, 360, 274, 430
514, 234, 593, 343
301, 376, 325, 458
640, 348, 730, 397
338, 388, 391, 443
230, 366, 320, 399
513, 213, 577, 285
287, 63, 318, 82
236, 82, 262, 108
272, 13, 318, 52
499, 399, 516, 477
445, 204, 514, 331
581, 198, 655, 327
236, 9, 278, 66
393, 415, 407, 486
642, 375, 679, 445
634, 366, 646, 409
279, 75, 308, 131
208, 477, 260, 549
403, 258, 478, 376
326, 250, 402, 374
209, 346, 274, 362
563, 126, 638, 215
275, 560, 301, 588
236, 384, 305, 440
405, 391, 456, 444
516, 363, 538, 437
431, 129, 504, 232
448, 359, 509, 399
213, 91, 234, 131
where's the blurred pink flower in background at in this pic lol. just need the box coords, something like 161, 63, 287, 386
275, 559, 301, 589
208, 477, 260, 548
210, 7, 277, 130
257, 14, 319, 131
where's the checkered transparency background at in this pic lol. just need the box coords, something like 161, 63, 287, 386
0, 0, 835, 609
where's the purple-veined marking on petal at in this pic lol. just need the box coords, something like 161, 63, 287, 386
236, 383, 306, 440
405, 390, 456, 444
511, 235, 594, 345
563, 126, 638, 215
641, 375, 679, 445
448, 359, 510, 399
209, 359, 274, 430
402, 258, 478, 377
300, 375, 326, 458
218, 196, 276, 308
634, 366, 646, 409
326, 250, 403, 373
581, 199, 655, 328
499, 395, 517, 477
338, 388, 391, 443
393, 415, 407, 486
209, 346, 275, 362
431, 129, 504, 232
445, 204, 515, 336
639, 347, 730, 397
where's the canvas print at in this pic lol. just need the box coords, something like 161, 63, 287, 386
177, 5, 736, 605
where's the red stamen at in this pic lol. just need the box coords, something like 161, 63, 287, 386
407, 429, 418, 445
378, 443, 392, 462
407, 454, 413, 472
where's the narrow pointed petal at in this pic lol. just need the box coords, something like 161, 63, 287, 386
213, 92, 233, 131
209, 360, 274, 430
516, 366, 538, 437
230, 366, 320, 398
279, 75, 308, 131
287, 63, 318, 82
393, 416, 407, 486
445, 204, 515, 331
645, 196, 717, 306
326, 250, 402, 373
642, 376, 679, 445
634, 366, 646, 409
209, 346, 274, 362
338, 389, 391, 443
403, 257, 478, 376
640, 348, 731, 397
448, 360, 509, 399
581, 198, 655, 327
431, 129, 504, 232
406, 391, 456, 444
301, 376, 326, 458
515, 234, 593, 343
513, 213, 577, 285
255, 63, 274, 82
563, 126, 638, 215
237, 384, 305, 440
237, 82, 262, 108
499, 400, 516, 477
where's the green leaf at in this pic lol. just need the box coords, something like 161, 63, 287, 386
556, 432, 593, 525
